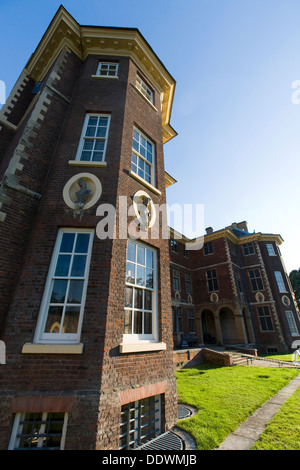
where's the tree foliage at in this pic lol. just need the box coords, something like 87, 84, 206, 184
289, 269, 300, 309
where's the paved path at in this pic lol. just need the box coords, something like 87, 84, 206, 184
215, 374, 300, 450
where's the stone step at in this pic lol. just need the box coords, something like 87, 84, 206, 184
228, 352, 252, 366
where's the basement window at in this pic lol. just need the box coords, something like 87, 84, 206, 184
8, 412, 68, 450
119, 395, 161, 449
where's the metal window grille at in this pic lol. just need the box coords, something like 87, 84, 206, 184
119, 396, 161, 450
11, 412, 66, 450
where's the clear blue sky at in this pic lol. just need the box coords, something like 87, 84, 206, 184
1, 0, 300, 273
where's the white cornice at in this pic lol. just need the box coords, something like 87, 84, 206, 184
169, 226, 284, 246
24, 6, 177, 143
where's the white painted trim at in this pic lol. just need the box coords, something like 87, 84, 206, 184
68, 160, 107, 167
129, 171, 161, 196
22, 343, 84, 354
119, 342, 166, 353
62, 172, 102, 210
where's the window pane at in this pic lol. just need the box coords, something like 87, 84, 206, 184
131, 161, 137, 173
67, 280, 84, 303
133, 139, 139, 153
124, 310, 132, 334
85, 126, 96, 137
81, 151, 91, 161
126, 262, 135, 284
146, 150, 152, 164
83, 139, 94, 150
63, 306, 80, 333
134, 311, 142, 334
138, 166, 144, 178
144, 290, 152, 310
127, 242, 136, 262
71, 255, 87, 277
94, 140, 105, 150
137, 245, 145, 265
146, 269, 153, 288
144, 312, 152, 335
45, 306, 63, 333
132, 152, 137, 165
55, 255, 71, 277
92, 151, 103, 162
138, 158, 145, 171
88, 116, 98, 126
125, 286, 133, 308
96, 127, 107, 138
99, 117, 108, 127
136, 265, 145, 286
60, 233, 75, 253
134, 288, 143, 309
50, 280, 68, 303
75, 234, 90, 253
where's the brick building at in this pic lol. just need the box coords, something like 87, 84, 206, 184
0, 7, 178, 450
170, 221, 300, 354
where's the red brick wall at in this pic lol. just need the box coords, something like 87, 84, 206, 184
0, 52, 177, 450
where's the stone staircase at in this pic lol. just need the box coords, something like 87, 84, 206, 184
228, 352, 254, 366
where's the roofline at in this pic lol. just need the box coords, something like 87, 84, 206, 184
23, 5, 177, 144
169, 225, 284, 245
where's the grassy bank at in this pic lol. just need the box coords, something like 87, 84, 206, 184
251, 385, 300, 450
175, 364, 299, 450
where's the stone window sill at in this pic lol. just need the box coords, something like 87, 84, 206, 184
129, 171, 161, 196
22, 343, 84, 355
119, 342, 166, 354
91, 75, 119, 80
68, 160, 107, 167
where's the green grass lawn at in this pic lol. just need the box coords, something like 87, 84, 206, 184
262, 353, 293, 362
251, 386, 300, 450
175, 364, 299, 450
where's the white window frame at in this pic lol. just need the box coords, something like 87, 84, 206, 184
34, 228, 94, 344
285, 310, 299, 336
131, 127, 155, 186
274, 271, 287, 293
136, 75, 154, 104
8, 412, 68, 450
75, 113, 110, 162
96, 61, 119, 78
266, 243, 276, 256
124, 240, 158, 343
